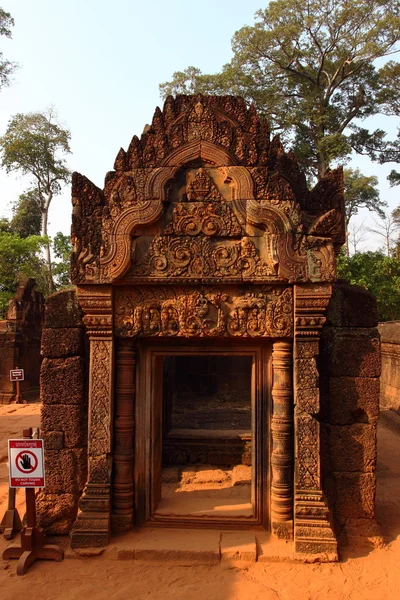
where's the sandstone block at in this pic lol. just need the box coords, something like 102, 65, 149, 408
340, 517, 384, 549
36, 492, 77, 534
41, 327, 84, 358
41, 404, 87, 448
333, 472, 376, 523
326, 283, 378, 328
328, 377, 379, 424
320, 328, 381, 378
43, 430, 64, 450
40, 356, 86, 405
43, 448, 87, 495
328, 423, 377, 472
45, 289, 83, 328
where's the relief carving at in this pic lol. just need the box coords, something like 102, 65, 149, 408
165, 202, 242, 237
114, 286, 293, 339
131, 235, 277, 280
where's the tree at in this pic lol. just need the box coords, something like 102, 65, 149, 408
348, 219, 367, 254
10, 189, 42, 238
0, 8, 17, 91
160, 0, 400, 179
0, 108, 72, 291
0, 231, 45, 317
367, 213, 399, 256
337, 250, 400, 321
343, 168, 387, 254
52, 232, 72, 288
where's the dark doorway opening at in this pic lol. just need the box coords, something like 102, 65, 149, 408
135, 342, 270, 528
154, 355, 253, 519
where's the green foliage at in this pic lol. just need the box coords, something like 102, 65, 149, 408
343, 168, 386, 225
10, 189, 41, 237
160, 0, 400, 178
0, 231, 46, 317
337, 251, 400, 321
0, 7, 17, 90
52, 231, 72, 288
0, 108, 72, 292
0, 109, 71, 207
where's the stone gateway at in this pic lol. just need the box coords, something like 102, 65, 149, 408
38, 96, 380, 560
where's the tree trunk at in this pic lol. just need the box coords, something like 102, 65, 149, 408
41, 209, 54, 294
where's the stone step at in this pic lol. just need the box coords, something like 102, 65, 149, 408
107, 528, 298, 565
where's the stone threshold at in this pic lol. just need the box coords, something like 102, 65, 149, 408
66, 528, 332, 565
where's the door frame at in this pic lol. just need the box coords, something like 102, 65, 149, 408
134, 338, 271, 529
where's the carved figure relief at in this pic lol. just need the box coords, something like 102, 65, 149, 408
114, 286, 293, 339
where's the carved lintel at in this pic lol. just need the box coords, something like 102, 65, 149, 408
271, 340, 293, 539
112, 339, 136, 533
71, 286, 114, 548
114, 285, 293, 339
293, 283, 337, 558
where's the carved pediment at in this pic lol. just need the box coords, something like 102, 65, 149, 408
70, 95, 345, 285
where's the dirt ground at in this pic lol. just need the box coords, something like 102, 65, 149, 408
0, 403, 400, 600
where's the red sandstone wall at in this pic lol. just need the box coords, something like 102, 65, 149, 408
378, 322, 400, 412
320, 282, 381, 547
36, 289, 88, 534
0, 278, 44, 404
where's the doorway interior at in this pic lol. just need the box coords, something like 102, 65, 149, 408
135, 341, 271, 529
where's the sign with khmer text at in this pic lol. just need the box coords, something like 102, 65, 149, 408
8, 439, 45, 488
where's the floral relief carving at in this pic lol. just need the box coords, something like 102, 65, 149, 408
89, 339, 112, 457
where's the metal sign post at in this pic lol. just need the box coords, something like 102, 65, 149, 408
2, 428, 64, 575
10, 368, 26, 404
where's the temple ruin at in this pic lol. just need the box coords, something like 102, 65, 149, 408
38, 96, 381, 560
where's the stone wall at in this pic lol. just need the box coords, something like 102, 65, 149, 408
320, 282, 382, 547
0, 278, 44, 404
378, 321, 400, 412
36, 289, 88, 534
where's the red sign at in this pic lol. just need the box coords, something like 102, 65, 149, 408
10, 369, 24, 382
8, 439, 45, 488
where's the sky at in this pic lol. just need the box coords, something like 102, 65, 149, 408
0, 0, 399, 253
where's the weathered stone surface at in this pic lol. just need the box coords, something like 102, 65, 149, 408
36, 492, 78, 535
320, 328, 381, 378
45, 289, 83, 328
328, 423, 377, 472
40, 356, 85, 405
41, 327, 83, 358
333, 473, 376, 523
0, 277, 44, 403
340, 517, 384, 549
379, 323, 400, 411
43, 430, 64, 450
326, 283, 378, 328
41, 404, 86, 448
43, 448, 87, 494
328, 377, 379, 425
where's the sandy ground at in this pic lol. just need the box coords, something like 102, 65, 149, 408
0, 403, 399, 599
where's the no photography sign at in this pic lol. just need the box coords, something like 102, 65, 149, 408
8, 439, 45, 488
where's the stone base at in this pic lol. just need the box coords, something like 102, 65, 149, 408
294, 493, 338, 561
70, 512, 110, 549
111, 513, 134, 535
70, 483, 111, 548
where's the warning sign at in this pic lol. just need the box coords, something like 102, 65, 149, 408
8, 439, 45, 488
10, 369, 24, 381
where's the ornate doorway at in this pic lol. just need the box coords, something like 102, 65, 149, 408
70, 95, 344, 558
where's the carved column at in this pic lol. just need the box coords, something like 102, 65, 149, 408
112, 338, 136, 533
293, 284, 337, 559
71, 286, 114, 549
271, 339, 293, 539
